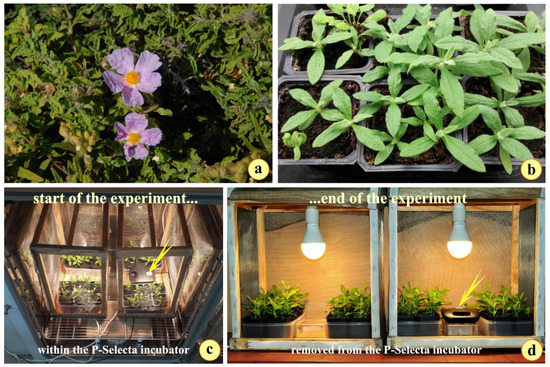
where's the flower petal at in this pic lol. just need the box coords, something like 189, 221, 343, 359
114, 122, 129, 141
106, 48, 135, 74
135, 50, 162, 74
123, 143, 135, 162
103, 71, 124, 93
141, 128, 162, 146
124, 113, 148, 133
122, 86, 144, 107
137, 72, 162, 93
133, 144, 149, 160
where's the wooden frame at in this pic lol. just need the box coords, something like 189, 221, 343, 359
228, 189, 383, 351
387, 188, 545, 348
116, 204, 194, 318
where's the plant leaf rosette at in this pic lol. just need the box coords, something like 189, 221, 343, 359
281, 10, 376, 78
278, 75, 366, 165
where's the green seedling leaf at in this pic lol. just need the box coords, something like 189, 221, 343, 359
362, 66, 389, 83
353, 91, 384, 102
435, 36, 479, 52
505, 126, 546, 140
496, 14, 527, 32
515, 93, 545, 108
499, 145, 513, 174
501, 138, 533, 161
321, 109, 346, 122
496, 33, 546, 50
502, 107, 524, 128
386, 103, 401, 137
374, 41, 393, 63
374, 144, 394, 165
281, 110, 317, 132
332, 88, 352, 120
488, 47, 523, 69
312, 120, 349, 148
401, 84, 430, 102
352, 125, 385, 151
386, 52, 418, 65
442, 135, 486, 172
322, 31, 353, 45
440, 68, 464, 116
469, 134, 497, 155
444, 106, 480, 134
279, 38, 314, 50
490, 70, 518, 94
464, 93, 498, 107
307, 49, 325, 84
282, 131, 307, 161
469, 8, 485, 45
319, 80, 344, 107
335, 50, 354, 69
400, 137, 436, 157
388, 67, 402, 97
407, 25, 427, 52
289, 89, 317, 108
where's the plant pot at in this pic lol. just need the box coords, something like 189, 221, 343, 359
478, 315, 534, 336
57, 280, 102, 314
397, 313, 443, 336
326, 318, 372, 339
242, 313, 305, 338
281, 10, 374, 78
278, 75, 365, 166
123, 283, 168, 313
357, 81, 465, 172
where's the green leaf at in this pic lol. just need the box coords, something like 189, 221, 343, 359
352, 125, 385, 151
423, 123, 437, 142
319, 80, 344, 107
442, 135, 486, 172
332, 89, 352, 120
435, 36, 479, 52
361, 66, 389, 83
482, 9, 497, 40
388, 67, 402, 97
496, 33, 546, 50
279, 37, 315, 50
400, 137, 436, 157
501, 138, 533, 161
312, 121, 349, 147
444, 106, 480, 134
401, 84, 430, 102
469, 8, 485, 45
289, 89, 317, 108
408, 55, 441, 71
490, 70, 518, 94
407, 25, 427, 52
515, 93, 545, 108
395, 5, 416, 33
353, 91, 384, 102
374, 41, 393, 63
335, 50, 354, 69
51, 142, 76, 153
282, 131, 307, 160
365, 9, 387, 23
386, 103, 401, 137
311, 12, 326, 42
423, 90, 443, 129
488, 47, 522, 70
322, 31, 353, 45
499, 145, 513, 174
307, 49, 325, 84
469, 134, 497, 155
505, 126, 546, 140
478, 105, 503, 132
495, 14, 527, 33
464, 93, 498, 107
402, 117, 423, 127
17, 166, 44, 182
440, 68, 464, 116
409, 66, 438, 86
502, 107, 524, 128
155, 107, 173, 117
281, 110, 317, 132
320, 109, 346, 122
374, 144, 394, 165
386, 52, 418, 65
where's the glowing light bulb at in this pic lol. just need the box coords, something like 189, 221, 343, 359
301, 206, 326, 261
447, 241, 472, 259
447, 203, 472, 259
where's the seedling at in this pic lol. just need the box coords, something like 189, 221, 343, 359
244, 280, 308, 321
327, 284, 371, 320
282, 131, 307, 160
474, 285, 531, 320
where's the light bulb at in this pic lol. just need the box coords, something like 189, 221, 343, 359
447, 240, 472, 259
301, 242, 326, 260
301, 206, 326, 261
447, 203, 472, 259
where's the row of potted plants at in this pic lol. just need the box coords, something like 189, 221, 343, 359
279, 4, 545, 174
241, 280, 533, 338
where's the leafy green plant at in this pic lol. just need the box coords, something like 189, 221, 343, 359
398, 282, 424, 317
5, 4, 272, 183
140, 256, 157, 267
474, 285, 531, 320
423, 286, 450, 314
327, 284, 371, 320
244, 280, 308, 322
282, 131, 307, 160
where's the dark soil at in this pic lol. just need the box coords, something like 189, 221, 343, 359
124, 283, 168, 312
459, 14, 545, 73
465, 77, 545, 158
292, 15, 371, 71
365, 86, 454, 165
278, 80, 360, 160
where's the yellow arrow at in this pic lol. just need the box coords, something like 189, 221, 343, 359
149, 241, 172, 272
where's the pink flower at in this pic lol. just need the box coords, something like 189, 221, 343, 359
115, 113, 162, 161
103, 48, 162, 107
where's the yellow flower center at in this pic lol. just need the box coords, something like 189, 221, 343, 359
125, 71, 140, 85
128, 132, 140, 146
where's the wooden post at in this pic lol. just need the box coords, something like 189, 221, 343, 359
256, 207, 267, 291
534, 193, 545, 337
510, 205, 520, 293
369, 188, 380, 339
388, 188, 399, 338
228, 199, 242, 338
